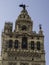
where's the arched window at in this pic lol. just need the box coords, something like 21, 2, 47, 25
22, 25, 27, 30
22, 37, 27, 49
31, 41, 34, 50
8, 40, 13, 48
37, 41, 40, 50
14, 40, 18, 48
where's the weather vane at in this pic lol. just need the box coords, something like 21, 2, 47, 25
19, 4, 28, 10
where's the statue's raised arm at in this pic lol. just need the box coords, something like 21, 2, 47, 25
19, 4, 26, 10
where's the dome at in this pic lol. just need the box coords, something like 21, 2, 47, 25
17, 8, 32, 22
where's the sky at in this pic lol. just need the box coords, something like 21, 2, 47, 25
0, 0, 49, 65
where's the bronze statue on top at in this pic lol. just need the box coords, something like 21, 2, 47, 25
19, 4, 27, 10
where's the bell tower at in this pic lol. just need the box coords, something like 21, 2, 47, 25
1, 4, 45, 65
15, 4, 33, 32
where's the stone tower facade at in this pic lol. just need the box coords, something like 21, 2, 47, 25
1, 5, 45, 65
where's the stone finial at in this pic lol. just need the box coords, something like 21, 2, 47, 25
39, 24, 43, 35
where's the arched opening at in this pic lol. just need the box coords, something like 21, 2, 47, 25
8, 40, 13, 48
37, 41, 40, 50
22, 25, 27, 30
22, 37, 27, 49
14, 40, 18, 49
31, 41, 34, 50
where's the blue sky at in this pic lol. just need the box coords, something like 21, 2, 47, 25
0, 0, 49, 65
